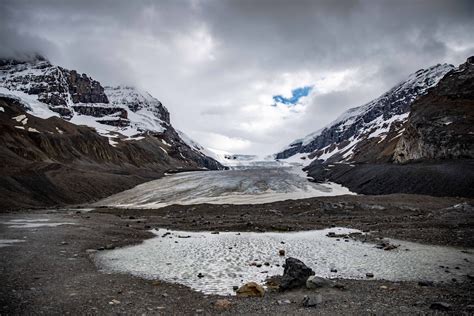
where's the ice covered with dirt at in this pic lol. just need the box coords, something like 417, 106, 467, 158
95, 228, 474, 295
97, 166, 354, 209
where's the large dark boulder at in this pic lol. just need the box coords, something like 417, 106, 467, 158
280, 257, 315, 291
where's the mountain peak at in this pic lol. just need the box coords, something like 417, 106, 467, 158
276, 61, 455, 162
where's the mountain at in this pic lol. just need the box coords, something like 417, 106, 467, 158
0, 55, 223, 210
277, 57, 474, 197
276, 63, 454, 162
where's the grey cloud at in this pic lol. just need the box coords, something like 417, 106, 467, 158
0, 0, 473, 154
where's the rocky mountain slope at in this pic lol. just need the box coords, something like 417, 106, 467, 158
296, 57, 474, 197
0, 55, 223, 210
276, 63, 454, 163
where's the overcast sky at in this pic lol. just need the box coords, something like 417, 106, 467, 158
1, 0, 473, 155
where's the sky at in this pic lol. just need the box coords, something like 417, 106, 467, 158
1, 0, 473, 155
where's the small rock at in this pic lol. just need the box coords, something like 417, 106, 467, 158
161, 293, 168, 298
264, 262, 270, 266
211, 231, 219, 234
279, 249, 286, 256
330, 268, 338, 273
366, 273, 374, 278
418, 280, 433, 287
232, 285, 239, 291
60, 241, 68, 245
306, 276, 331, 289
302, 294, 322, 307
334, 284, 345, 290
197, 273, 204, 278
109, 299, 120, 305
195, 309, 204, 314
277, 299, 292, 305
430, 302, 452, 311
214, 299, 232, 310
97, 247, 105, 251
85, 249, 97, 254
256, 263, 262, 268
236, 282, 265, 297
383, 244, 399, 251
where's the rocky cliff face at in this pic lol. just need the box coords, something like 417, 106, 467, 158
275, 63, 454, 162
394, 57, 474, 162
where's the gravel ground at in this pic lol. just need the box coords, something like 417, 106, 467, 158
1, 194, 473, 315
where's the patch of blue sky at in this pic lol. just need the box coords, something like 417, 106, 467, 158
273, 85, 313, 105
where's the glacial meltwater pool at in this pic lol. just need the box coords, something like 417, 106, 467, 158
95, 227, 474, 295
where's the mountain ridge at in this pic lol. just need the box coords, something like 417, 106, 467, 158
276, 62, 454, 162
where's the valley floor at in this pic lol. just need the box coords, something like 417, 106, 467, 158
1, 194, 473, 315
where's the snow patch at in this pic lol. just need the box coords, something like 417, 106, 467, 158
27, 127, 39, 133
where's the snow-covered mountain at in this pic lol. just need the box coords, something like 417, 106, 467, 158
0, 55, 222, 169
0, 55, 224, 209
288, 57, 474, 198
0, 56, 169, 140
276, 63, 454, 164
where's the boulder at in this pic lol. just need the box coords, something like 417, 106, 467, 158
280, 257, 315, 291
302, 294, 323, 307
236, 282, 265, 297
214, 299, 232, 310
306, 276, 331, 289
430, 302, 452, 311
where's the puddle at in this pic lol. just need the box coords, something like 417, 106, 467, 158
0, 239, 25, 248
1, 219, 76, 228
95, 228, 474, 295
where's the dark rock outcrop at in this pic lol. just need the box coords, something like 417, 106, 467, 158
65, 70, 109, 104
279, 258, 315, 291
